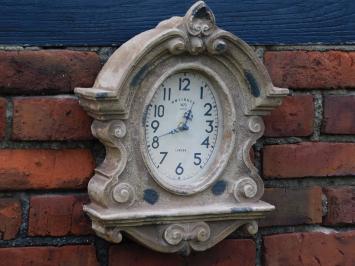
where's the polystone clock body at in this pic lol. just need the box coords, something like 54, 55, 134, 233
75, 1, 288, 254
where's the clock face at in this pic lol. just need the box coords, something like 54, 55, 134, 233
143, 71, 222, 191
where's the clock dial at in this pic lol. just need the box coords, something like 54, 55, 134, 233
144, 71, 222, 186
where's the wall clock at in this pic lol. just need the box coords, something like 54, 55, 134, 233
75, 1, 288, 254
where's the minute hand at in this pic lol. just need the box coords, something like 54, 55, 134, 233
157, 128, 180, 138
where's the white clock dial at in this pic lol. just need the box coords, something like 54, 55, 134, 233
144, 71, 222, 186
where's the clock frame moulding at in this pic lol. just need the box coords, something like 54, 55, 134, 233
75, 1, 288, 254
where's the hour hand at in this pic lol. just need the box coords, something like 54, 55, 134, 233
183, 103, 194, 122
177, 121, 189, 131
183, 110, 193, 121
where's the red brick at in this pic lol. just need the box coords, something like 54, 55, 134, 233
322, 95, 355, 134
109, 243, 185, 266
0, 198, 21, 240
0, 98, 6, 140
12, 97, 92, 141
0, 149, 94, 190
265, 51, 355, 89
261, 187, 322, 227
0, 245, 99, 266
263, 142, 355, 178
264, 231, 355, 266
264, 95, 314, 137
109, 239, 256, 266
29, 194, 91, 236
323, 187, 355, 225
0, 50, 100, 94
186, 239, 256, 266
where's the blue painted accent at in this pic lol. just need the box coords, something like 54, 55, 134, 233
230, 207, 253, 213
245, 71, 260, 97
1, 1, 355, 46
131, 64, 150, 87
211, 180, 226, 196
215, 42, 226, 52
146, 215, 161, 219
144, 189, 159, 205
95, 92, 108, 99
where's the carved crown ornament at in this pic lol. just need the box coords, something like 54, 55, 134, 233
75, 1, 288, 254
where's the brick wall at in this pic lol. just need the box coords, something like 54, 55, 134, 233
0, 47, 354, 266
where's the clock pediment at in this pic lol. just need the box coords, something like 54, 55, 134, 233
75, 1, 287, 120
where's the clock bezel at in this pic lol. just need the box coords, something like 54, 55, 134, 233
140, 63, 236, 195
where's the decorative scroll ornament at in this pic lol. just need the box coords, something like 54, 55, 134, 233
244, 221, 258, 235
168, 38, 186, 55
112, 182, 135, 205
164, 224, 185, 245
164, 1, 227, 55
233, 177, 258, 202
91, 222, 123, 244
184, 1, 216, 37
248, 116, 263, 133
164, 222, 211, 246
112, 122, 126, 138
75, 0, 289, 254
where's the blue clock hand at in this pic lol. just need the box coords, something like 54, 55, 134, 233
177, 121, 189, 131
181, 102, 194, 130
157, 127, 180, 138
158, 121, 189, 137
158, 104, 194, 137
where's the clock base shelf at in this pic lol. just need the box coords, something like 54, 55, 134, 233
84, 200, 273, 254
84, 200, 274, 227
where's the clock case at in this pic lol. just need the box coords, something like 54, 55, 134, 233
75, 1, 288, 254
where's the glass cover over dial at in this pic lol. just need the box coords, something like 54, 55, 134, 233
144, 71, 222, 189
